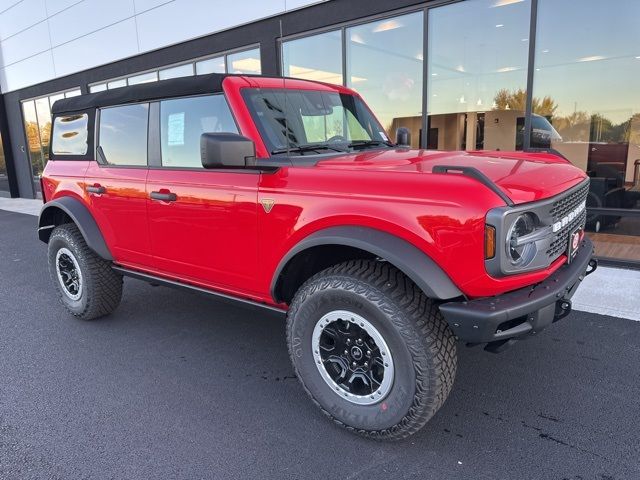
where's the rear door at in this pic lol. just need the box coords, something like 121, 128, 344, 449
85, 103, 152, 268
146, 94, 260, 296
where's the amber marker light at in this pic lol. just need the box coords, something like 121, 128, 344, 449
485, 225, 496, 259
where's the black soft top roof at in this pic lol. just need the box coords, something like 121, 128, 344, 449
51, 73, 228, 115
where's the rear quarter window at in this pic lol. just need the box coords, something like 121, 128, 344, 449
51, 114, 89, 156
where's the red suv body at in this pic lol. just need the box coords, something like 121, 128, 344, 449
38, 74, 596, 439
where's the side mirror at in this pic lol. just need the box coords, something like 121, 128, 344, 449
395, 127, 411, 147
200, 132, 256, 169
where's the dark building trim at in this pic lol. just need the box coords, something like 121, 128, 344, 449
523, 0, 539, 150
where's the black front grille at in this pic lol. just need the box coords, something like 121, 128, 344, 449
549, 183, 589, 221
545, 183, 589, 260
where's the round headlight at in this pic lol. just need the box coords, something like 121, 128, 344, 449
507, 213, 537, 266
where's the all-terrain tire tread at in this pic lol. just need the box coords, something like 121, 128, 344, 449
48, 223, 122, 320
286, 259, 457, 440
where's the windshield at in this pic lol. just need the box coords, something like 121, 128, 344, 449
242, 88, 392, 156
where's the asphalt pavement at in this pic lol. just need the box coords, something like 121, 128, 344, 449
1, 209, 639, 480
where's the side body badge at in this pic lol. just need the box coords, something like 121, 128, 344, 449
260, 198, 275, 214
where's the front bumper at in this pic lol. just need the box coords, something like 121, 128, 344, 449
439, 237, 597, 352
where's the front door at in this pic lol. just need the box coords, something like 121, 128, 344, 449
145, 94, 260, 296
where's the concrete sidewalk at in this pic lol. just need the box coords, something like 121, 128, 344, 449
1, 196, 638, 321
0, 197, 42, 216
572, 266, 640, 321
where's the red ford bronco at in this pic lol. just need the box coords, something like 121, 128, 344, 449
38, 74, 596, 439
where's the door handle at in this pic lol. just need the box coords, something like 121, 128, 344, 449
86, 184, 106, 194
150, 190, 177, 202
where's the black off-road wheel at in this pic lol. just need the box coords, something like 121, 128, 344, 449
47, 223, 123, 320
286, 259, 457, 440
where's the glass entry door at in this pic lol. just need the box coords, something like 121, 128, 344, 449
0, 134, 7, 196
21, 88, 81, 195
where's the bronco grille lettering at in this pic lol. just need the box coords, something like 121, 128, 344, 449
552, 200, 586, 233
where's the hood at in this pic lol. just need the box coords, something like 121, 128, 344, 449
316, 149, 587, 205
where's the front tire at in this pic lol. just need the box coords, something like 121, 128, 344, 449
47, 223, 123, 320
286, 260, 457, 440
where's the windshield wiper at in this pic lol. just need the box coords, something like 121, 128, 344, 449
347, 140, 395, 149
271, 140, 393, 155
271, 144, 348, 155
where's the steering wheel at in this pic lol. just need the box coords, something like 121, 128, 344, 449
327, 135, 347, 143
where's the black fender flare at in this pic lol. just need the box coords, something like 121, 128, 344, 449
271, 226, 463, 302
38, 197, 113, 261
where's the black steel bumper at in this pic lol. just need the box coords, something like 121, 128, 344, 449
439, 237, 597, 352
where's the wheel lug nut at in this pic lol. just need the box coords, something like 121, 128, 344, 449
346, 339, 351, 345
366, 350, 371, 356
344, 350, 348, 355
356, 338, 363, 345
364, 362, 368, 368
352, 362, 357, 368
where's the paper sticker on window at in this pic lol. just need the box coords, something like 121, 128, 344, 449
379, 131, 389, 142
167, 112, 185, 146
200, 116, 218, 133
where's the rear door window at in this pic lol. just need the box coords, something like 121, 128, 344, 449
51, 114, 89, 155
98, 103, 149, 166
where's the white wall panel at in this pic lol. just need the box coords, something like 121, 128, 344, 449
135, 0, 283, 53
45, 0, 83, 16
0, 21, 50, 65
0, 0, 47, 41
134, 0, 174, 13
52, 18, 139, 77
48, 0, 135, 47
1, 50, 55, 91
0, 1, 21, 12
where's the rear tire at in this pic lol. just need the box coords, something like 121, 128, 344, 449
286, 259, 457, 440
47, 223, 122, 320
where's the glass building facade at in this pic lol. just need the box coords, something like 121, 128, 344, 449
20, 88, 81, 191
89, 46, 261, 93
3, 0, 639, 266
18, 46, 261, 194
281, 0, 640, 265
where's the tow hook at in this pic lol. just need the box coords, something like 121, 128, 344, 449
585, 258, 598, 276
554, 299, 572, 322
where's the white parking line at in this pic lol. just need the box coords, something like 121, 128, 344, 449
2, 196, 638, 321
